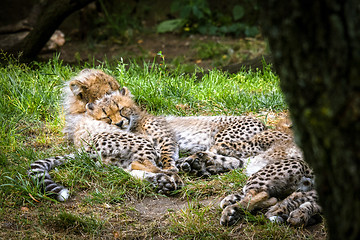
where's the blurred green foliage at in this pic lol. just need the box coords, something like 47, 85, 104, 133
157, 0, 259, 37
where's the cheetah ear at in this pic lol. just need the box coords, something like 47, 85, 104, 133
108, 80, 121, 90
69, 80, 87, 98
79, 68, 91, 74
120, 87, 131, 96
86, 102, 95, 111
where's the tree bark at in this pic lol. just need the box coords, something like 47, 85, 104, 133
257, 1, 360, 239
8, 0, 94, 62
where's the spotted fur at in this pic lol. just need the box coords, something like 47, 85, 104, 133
177, 151, 243, 177
220, 158, 316, 226
86, 88, 179, 172
265, 190, 322, 226
177, 130, 297, 177
210, 130, 292, 159
28, 70, 182, 201
166, 115, 266, 155
172, 116, 267, 176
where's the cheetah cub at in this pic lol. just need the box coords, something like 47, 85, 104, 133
86, 87, 179, 172
178, 130, 299, 177
174, 116, 267, 176
28, 89, 181, 201
220, 158, 320, 227
63, 69, 121, 141
61, 69, 268, 177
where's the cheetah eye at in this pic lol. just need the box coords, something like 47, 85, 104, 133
119, 108, 130, 121
100, 116, 112, 123
107, 117, 112, 123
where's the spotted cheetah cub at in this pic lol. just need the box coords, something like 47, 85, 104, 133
61, 69, 267, 177
220, 157, 319, 226
28, 89, 181, 201
178, 130, 298, 177
174, 117, 267, 176
87, 87, 179, 172
63, 69, 121, 141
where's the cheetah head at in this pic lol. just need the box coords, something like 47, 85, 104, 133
85, 87, 141, 131
69, 69, 120, 103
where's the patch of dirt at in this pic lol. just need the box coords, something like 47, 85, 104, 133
131, 195, 220, 220
38, 32, 267, 71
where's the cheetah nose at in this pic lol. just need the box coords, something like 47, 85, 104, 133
115, 121, 124, 128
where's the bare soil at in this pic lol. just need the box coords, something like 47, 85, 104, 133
38, 32, 267, 71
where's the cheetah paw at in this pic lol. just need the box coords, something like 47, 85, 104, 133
176, 151, 241, 177
268, 215, 285, 223
148, 172, 183, 194
176, 156, 207, 176
220, 204, 243, 226
220, 193, 243, 209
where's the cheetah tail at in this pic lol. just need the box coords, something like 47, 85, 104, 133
27, 154, 75, 201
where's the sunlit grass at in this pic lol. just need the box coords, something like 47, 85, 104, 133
113, 58, 284, 115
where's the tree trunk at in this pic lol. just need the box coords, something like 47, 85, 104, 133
257, 1, 360, 239
8, 0, 94, 62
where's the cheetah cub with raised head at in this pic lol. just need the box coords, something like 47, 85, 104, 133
63, 69, 121, 141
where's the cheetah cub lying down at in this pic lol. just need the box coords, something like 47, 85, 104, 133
62, 69, 269, 178
28, 88, 182, 201
178, 129, 295, 177
63, 69, 179, 172
219, 141, 322, 227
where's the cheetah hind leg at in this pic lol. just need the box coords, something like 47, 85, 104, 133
239, 190, 275, 211
220, 190, 277, 226
287, 201, 322, 227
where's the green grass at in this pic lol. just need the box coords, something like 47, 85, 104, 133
112, 57, 284, 115
0, 55, 326, 239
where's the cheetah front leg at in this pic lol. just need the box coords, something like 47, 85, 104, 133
176, 151, 243, 177
129, 170, 182, 193
220, 193, 243, 209
265, 190, 321, 226
142, 118, 179, 173
130, 159, 183, 193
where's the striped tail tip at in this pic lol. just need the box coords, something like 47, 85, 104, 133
57, 188, 70, 202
